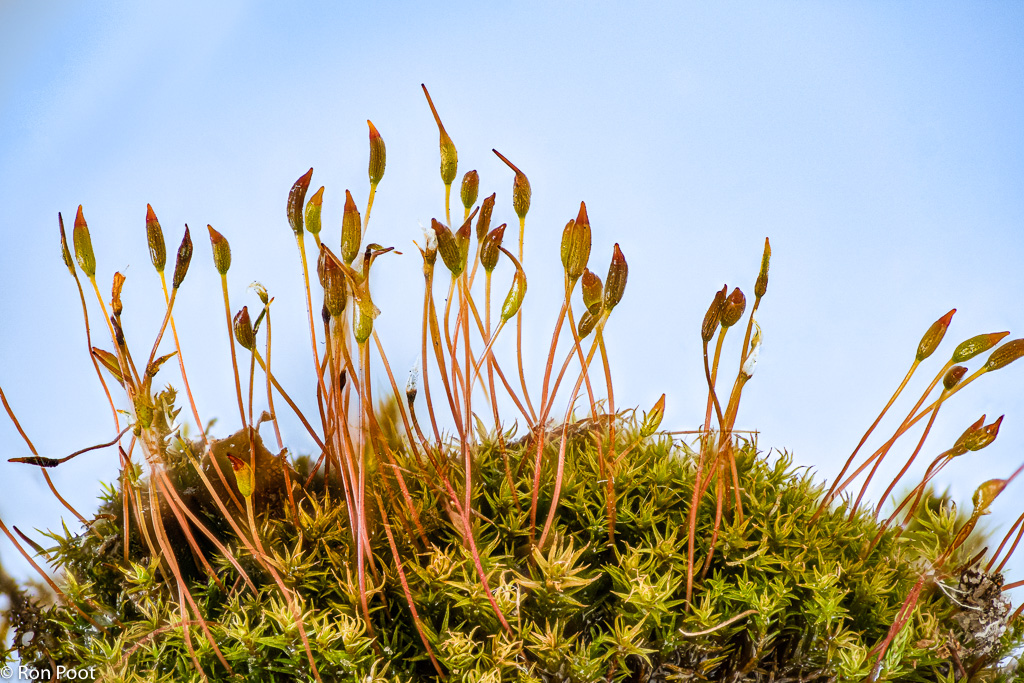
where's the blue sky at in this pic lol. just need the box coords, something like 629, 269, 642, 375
1, 2, 1023, 583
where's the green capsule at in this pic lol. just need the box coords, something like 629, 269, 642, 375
368, 120, 386, 186
433, 219, 464, 277
494, 149, 531, 220
305, 186, 324, 237
208, 225, 231, 275
461, 170, 479, 211
951, 332, 1009, 363
422, 84, 458, 186
57, 213, 74, 275
917, 309, 956, 362
499, 247, 527, 322
73, 205, 96, 278
226, 454, 255, 499
341, 190, 362, 265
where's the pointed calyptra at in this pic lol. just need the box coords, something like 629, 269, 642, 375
92, 347, 124, 384
341, 190, 362, 265
226, 454, 255, 498
461, 170, 479, 211
73, 205, 96, 278
455, 207, 478, 269
702, 286, 728, 343
561, 202, 592, 283
640, 394, 666, 438
208, 226, 231, 275
480, 224, 506, 273
111, 272, 126, 318
720, 287, 747, 328
146, 204, 166, 273
422, 84, 458, 186
305, 187, 325, 238
603, 244, 627, 311
287, 168, 313, 235
368, 120, 386, 186
234, 307, 255, 351
942, 365, 968, 391
476, 193, 496, 241
171, 226, 193, 290
952, 332, 1010, 363
984, 339, 1024, 372
755, 237, 771, 299
917, 309, 956, 362
493, 149, 531, 221
581, 269, 603, 314
57, 213, 75, 276
432, 219, 464, 277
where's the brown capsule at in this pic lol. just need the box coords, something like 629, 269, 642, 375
171, 226, 193, 289
146, 204, 166, 273
321, 249, 348, 318
581, 269, 603, 314
942, 365, 968, 391
111, 272, 125, 318
476, 193, 496, 241
234, 307, 255, 350
341, 190, 362, 265
432, 219, 464, 277
754, 237, 771, 299
561, 202, 593, 282
305, 186, 324, 237
603, 244, 628, 311
984, 338, 1024, 372
321, 303, 331, 326
493, 149, 531, 220
917, 309, 956, 362
73, 205, 96, 278
422, 84, 458, 186
952, 414, 987, 456
287, 168, 313, 235
455, 210, 475, 271
720, 287, 747, 328
208, 225, 231, 275
578, 309, 598, 338
952, 331, 1010, 363
57, 213, 75, 275
461, 170, 479, 211
964, 415, 1003, 452
480, 224, 506, 272
701, 286, 728, 343
368, 120, 386, 186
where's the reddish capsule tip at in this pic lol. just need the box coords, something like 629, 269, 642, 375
75, 205, 86, 228
310, 186, 325, 206
300, 167, 314, 184
939, 308, 956, 327
575, 201, 589, 229
368, 120, 381, 139
146, 204, 157, 222
208, 225, 223, 242
344, 189, 357, 211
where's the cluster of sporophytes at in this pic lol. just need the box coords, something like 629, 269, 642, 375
3, 86, 1024, 682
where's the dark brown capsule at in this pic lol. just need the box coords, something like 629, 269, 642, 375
701, 286, 728, 343
171, 226, 193, 289
720, 287, 747, 328
603, 244, 627, 311
234, 306, 255, 351
287, 168, 313, 235
476, 193, 496, 241
480, 224, 506, 272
